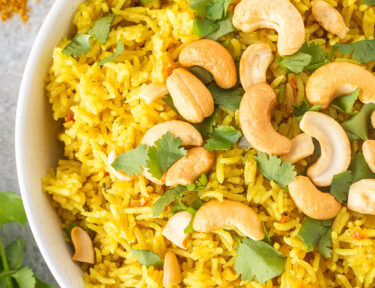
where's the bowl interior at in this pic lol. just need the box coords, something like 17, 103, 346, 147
16, 1, 85, 287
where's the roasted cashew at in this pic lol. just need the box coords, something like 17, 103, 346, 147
348, 179, 375, 215
165, 147, 214, 187
163, 251, 182, 287
71, 227, 95, 264
166, 68, 214, 123
233, 0, 305, 56
108, 150, 133, 181
363, 140, 375, 173
162, 211, 192, 249
193, 199, 264, 241
281, 133, 314, 164
300, 111, 351, 186
239, 83, 292, 155
311, 0, 349, 39
306, 62, 375, 108
240, 43, 273, 91
288, 176, 342, 220
179, 39, 237, 89
139, 83, 168, 104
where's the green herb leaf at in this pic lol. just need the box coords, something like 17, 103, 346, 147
162, 94, 179, 114
152, 185, 187, 216
112, 144, 148, 176
189, 0, 231, 21
193, 18, 220, 38
62, 33, 91, 58
35, 276, 55, 288
88, 13, 115, 45
186, 174, 208, 191
332, 88, 360, 115
293, 101, 321, 121
194, 108, 217, 138
131, 248, 163, 267
189, 66, 214, 84
317, 227, 332, 259
0, 192, 27, 226
330, 171, 353, 203
300, 42, 328, 71
350, 152, 375, 182
234, 238, 286, 284
364, 0, 375, 4
12, 266, 35, 288
208, 83, 243, 112
262, 222, 272, 246
342, 103, 375, 140
335, 40, 375, 63
6, 239, 26, 270
98, 40, 124, 65
204, 126, 242, 151
206, 13, 236, 41
254, 152, 297, 187
276, 52, 312, 73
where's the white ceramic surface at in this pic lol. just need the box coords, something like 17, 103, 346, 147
15, 1, 85, 287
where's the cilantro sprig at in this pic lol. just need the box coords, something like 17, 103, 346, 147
293, 100, 321, 121
131, 248, 163, 267
208, 83, 244, 112
335, 40, 375, 64
204, 126, 242, 151
332, 88, 360, 115
98, 40, 125, 65
342, 103, 375, 140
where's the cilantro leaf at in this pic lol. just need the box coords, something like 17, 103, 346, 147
35, 277, 55, 288
0, 192, 27, 226
342, 103, 375, 140
350, 152, 375, 182
293, 101, 321, 121
318, 227, 332, 259
98, 40, 124, 65
194, 108, 217, 138
88, 13, 115, 45
330, 171, 353, 203
152, 185, 187, 216
6, 239, 26, 270
204, 126, 242, 151
262, 222, 272, 246
189, 66, 213, 84
12, 266, 36, 288
208, 83, 244, 112
332, 88, 360, 115
62, 33, 91, 58
186, 174, 208, 191
276, 52, 312, 73
335, 40, 375, 64
254, 152, 297, 187
111, 144, 148, 176
131, 248, 163, 267
189, 0, 231, 21
234, 238, 286, 284
206, 13, 236, 41
193, 18, 220, 38
364, 0, 375, 4
162, 94, 179, 114
300, 42, 328, 71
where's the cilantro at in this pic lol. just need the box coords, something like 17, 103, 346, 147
204, 126, 242, 151
364, 0, 375, 4
172, 198, 205, 234
194, 108, 217, 138
162, 94, 179, 114
342, 103, 375, 140
262, 223, 272, 246
88, 13, 115, 45
254, 152, 297, 187
131, 248, 163, 267
208, 83, 244, 112
193, 18, 220, 38
293, 101, 321, 121
300, 42, 329, 71
330, 171, 353, 203
332, 89, 360, 115
146, 132, 187, 179
111, 144, 148, 176
152, 185, 187, 216
276, 52, 312, 73
350, 152, 375, 182
318, 228, 332, 259
12, 266, 35, 288
189, 0, 231, 20
234, 238, 286, 284
189, 66, 213, 84
206, 13, 236, 41
335, 40, 375, 64
186, 174, 208, 191
62, 33, 91, 58
98, 40, 124, 65
6, 239, 26, 270
0, 192, 27, 226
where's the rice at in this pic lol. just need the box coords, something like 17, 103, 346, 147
42, 0, 375, 287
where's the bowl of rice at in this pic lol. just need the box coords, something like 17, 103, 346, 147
16, 0, 375, 287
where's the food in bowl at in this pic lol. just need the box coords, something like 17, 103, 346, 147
41, 0, 375, 286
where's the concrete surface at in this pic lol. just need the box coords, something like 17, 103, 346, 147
0, 1, 58, 286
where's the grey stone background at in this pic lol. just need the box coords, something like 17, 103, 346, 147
0, 0, 58, 286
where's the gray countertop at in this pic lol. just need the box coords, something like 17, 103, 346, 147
0, 1, 58, 286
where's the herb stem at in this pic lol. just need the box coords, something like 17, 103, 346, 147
0, 229, 13, 288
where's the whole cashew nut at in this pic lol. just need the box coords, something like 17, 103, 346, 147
306, 62, 375, 108
363, 140, 375, 173
239, 83, 292, 155
233, 0, 305, 56
311, 0, 349, 39
166, 68, 214, 123
165, 147, 214, 187
163, 251, 182, 287
71, 227, 95, 264
108, 150, 133, 181
281, 133, 314, 164
300, 111, 351, 187
139, 83, 168, 104
348, 179, 375, 215
288, 176, 342, 220
162, 211, 192, 249
179, 39, 237, 89
240, 43, 273, 91
193, 199, 265, 241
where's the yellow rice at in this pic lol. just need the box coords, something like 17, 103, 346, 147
42, 0, 375, 287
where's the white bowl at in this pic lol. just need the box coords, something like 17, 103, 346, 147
16, 1, 86, 287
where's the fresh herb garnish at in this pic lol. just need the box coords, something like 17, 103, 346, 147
204, 126, 242, 151
98, 40, 125, 65
335, 40, 375, 63
330, 171, 353, 203
62, 33, 91, 58
206, 13, 236, 41
208, 83, 244, 112
194, 108, 217, 138
364, 0, 375, 4
342, 103, 375, 140
152, 185, 187, 216
162, 94, 179, 114
111, 144, 148, 176
351, 152, 375, 182
262, 223, 272, 246
131, 248, 163, 267
332, 88, 360, 115
88, 13, 115, 44
293, 101, 321, 121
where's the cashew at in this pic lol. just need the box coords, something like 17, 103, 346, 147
347, 179, 375, 215
108, 150, 133, 181
281, 133, 314, 164
300, 111, 351, 186
71, 227, 95, 264
163, 251, 182, 287
233, 0, 305, 56
240, 43, 273, 91
179, 39, 237, 89
166, 68, 214, 123
193, 199, 264, 240
165, 147, 214, 187
311, 0, 349, 39
139, 83, 168, 104
363, 140, 375, 173
239, 83, 292, 155
288, 176, 342, 220
162, 211, 192, 249
306, 62, 375, 108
